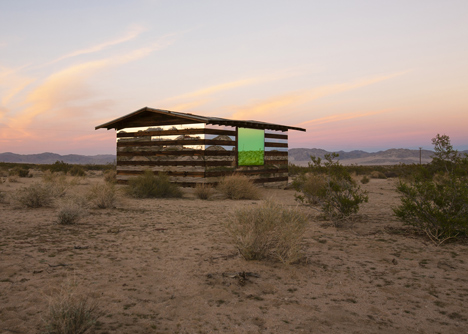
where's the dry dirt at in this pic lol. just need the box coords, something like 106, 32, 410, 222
1, 174, 468, 333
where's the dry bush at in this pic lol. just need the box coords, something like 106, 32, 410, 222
57, 201, 87, 225
43, 280, 101, 334
87, 183, 117, 209
0, 190, 6, 204
126, 170, 182, 198
292, 173, 326, 205
42, 171, 69, 197
103, 169, 116, 184
360, 175, 370, 184
227, 200, 308, 264
11, 183, 54, 208
194, 183, 214, 200
7, 175, 19, 183
370, 171, 387, 179
217, 174, 261, 200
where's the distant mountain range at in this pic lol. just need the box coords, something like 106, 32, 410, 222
288, 148, 468, 166
0, 152, 115, 165
1, 149, 467, 166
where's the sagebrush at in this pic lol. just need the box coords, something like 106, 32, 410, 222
217, 174, 261, 200
87, 183, 117, 209
126, 170, 182, 198
11, 183, 54, 208
57, 201, 87, 225
194, 183, 214, 200
227, 200, 308, 264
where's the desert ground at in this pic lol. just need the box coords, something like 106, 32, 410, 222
1, 172, 467, 333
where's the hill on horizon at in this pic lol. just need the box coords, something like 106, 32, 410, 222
1, 148, 467, 166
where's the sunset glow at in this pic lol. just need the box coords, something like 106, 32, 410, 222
1, 1, 467, 154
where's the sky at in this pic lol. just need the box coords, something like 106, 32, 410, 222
1, 0, 467, 155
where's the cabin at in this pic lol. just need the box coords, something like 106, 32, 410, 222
95, 107, 305, 187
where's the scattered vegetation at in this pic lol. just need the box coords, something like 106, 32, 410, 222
227, 200, 308, 264
68, 165, 86, 177
293, 153, 368, 224
126, 170, 182, 198
370, 171, 387, 179
11, 182, 54, 208
393, 134, 468, 244
194, 183, 214, 200
360, 175, 370, 184
103, 169, 117, 184
43, 280, 101, 334
57, 201, 87, 225
87, 183, 117, 209
9, 166, 30, 178
217, 174, 261, 200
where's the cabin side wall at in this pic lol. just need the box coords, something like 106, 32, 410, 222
115, 127, 289, 187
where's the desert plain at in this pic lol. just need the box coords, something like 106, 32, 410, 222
0, 172, 467, 333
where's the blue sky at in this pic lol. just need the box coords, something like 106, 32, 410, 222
1, 0, 467, 154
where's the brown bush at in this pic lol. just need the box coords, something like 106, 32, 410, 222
194, 183, 214, 200
217, 174, 261, 200
103, 169, 116, 184
370, 171, 387, 179
57, 201, 87, 225
360, 175, 370, 184
227, 200, 308, 264
11, 183, 54, 208
87, 183, 117, 209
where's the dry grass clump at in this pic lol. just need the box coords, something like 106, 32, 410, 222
360, 175, 370, 184
227, 200, 308, 264
57, 201, 87, 225
370, 171, 387, 179
103, 169, 117, 184
217, 174, 261, 200
194, 183, 214, 200
126, 170, 182, 198
87, 183, 117, 209
0, 190, 6, 204
11, 182, 54, 208
43, 281, 101, 334
42, 171, 69, 197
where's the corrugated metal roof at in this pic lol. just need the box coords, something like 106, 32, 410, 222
95, 107, 306, 132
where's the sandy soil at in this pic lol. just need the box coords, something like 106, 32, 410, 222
1, 174, 468, 333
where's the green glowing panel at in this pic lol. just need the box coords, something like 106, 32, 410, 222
238, 128, 264, 166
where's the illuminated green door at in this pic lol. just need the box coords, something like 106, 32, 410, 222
237, 128, 264, 166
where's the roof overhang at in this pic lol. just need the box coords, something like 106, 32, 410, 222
95, 107, 306, 132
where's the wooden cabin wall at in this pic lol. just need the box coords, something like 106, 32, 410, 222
115, 127, 288, 187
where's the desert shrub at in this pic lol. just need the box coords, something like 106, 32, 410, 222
57, 202, 87, 225
48, 160, 72, 174
103, 169, 116, 184
68, 165, 86, 177
360, 175, 370, 184
370, 171, 387, 179
11, 183, 54, 208
217, 174, 261, 200
7, 175, 19, 183
87, 183, 117, 209
393, 134, 468, 244
43, 281, 100, 334
9, 166, 30, 177
227, 200, 308, 264
293, 153, 368, 224
42, 171, 69, 197
194, 183, 214, 200
0, 190, 6, 204
126, 170, 182, 198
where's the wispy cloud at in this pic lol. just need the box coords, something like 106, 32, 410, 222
229, 71, 409, 121
296, 109, 392, 128
46, 25, 147, 65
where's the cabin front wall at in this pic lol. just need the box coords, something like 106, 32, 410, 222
115, 125, 289, 187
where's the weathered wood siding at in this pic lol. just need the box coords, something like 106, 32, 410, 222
116, 128, 288, 187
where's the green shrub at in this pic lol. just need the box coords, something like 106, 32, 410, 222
227, 200, 308, 264
11, 183, 54, 208
57, 202, 87, 225
68, 165, 86, 177
293, 153, 368, 224
393, 134, 468, 244
194, 183, 214, 200
217, 174, 261, 200
48, 161, 71, 174
126, 170, 182, 198
43, 281, 100, 334
360, 175, 370, 184
87, 183, 117, 209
